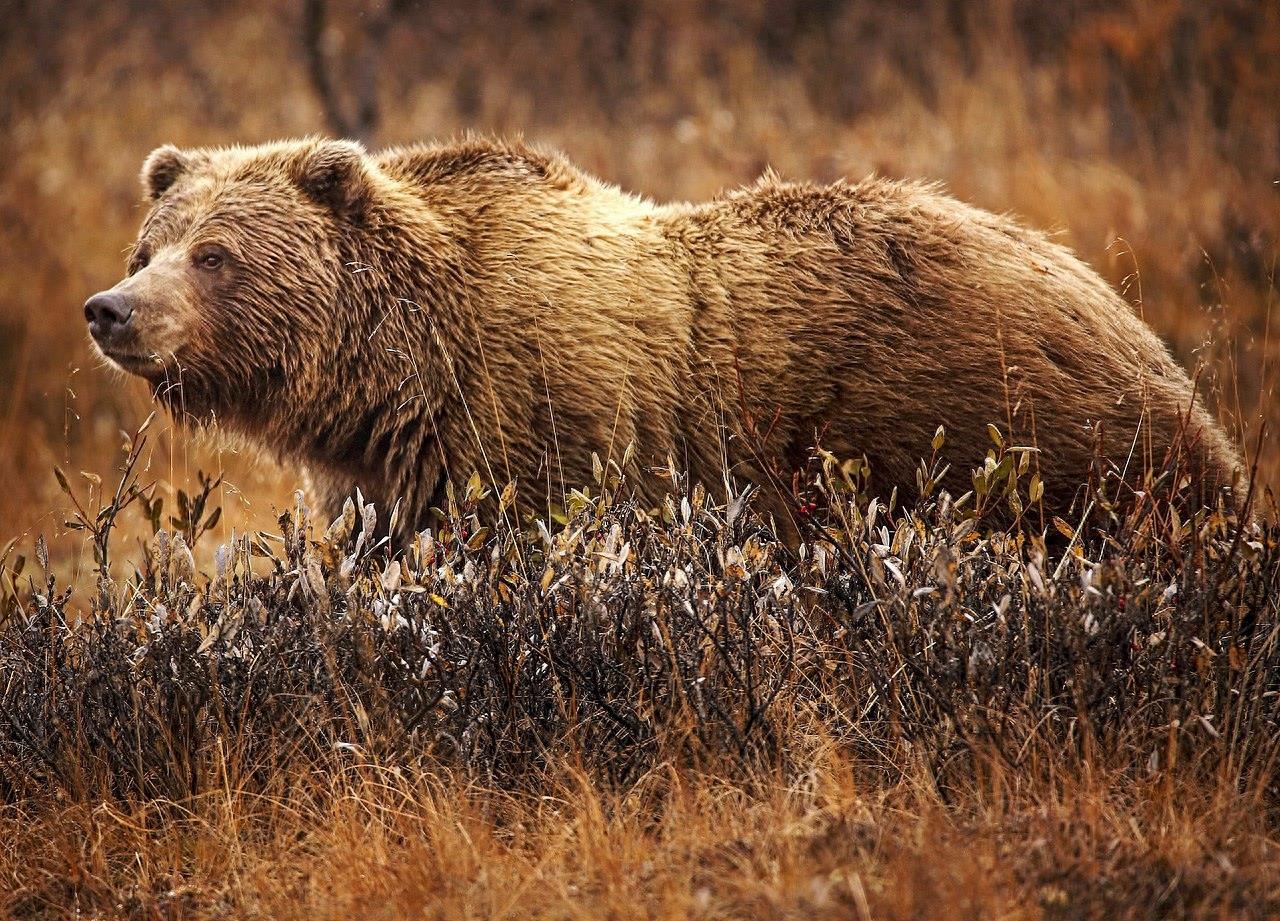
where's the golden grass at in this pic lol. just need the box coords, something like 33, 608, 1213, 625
3, 437, 1278, 917
7, 753, 1279, 919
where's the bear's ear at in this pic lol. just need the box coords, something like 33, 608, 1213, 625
141, 145, 192, 200
291, 140, 372, 221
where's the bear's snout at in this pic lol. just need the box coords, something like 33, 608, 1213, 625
84, 291, 135, 347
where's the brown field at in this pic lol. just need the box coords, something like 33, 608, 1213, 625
2, 1, 1279, 918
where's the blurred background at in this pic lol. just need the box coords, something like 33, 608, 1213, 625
2, 0, 1278, 568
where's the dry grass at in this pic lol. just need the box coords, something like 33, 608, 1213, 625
2, 429, 1280, 917
8, 760, 1276, 919
3, 1, 1280, 917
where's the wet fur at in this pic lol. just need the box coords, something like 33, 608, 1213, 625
115, 136, 1242, 533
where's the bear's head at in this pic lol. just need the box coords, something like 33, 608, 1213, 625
84, 138, 384, 431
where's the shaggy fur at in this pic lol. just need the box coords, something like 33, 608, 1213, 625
89, 136, 1241, 533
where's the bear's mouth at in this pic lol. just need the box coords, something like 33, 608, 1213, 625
101, 348, 165, 377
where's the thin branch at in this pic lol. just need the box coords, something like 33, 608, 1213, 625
301, 0, 355, 138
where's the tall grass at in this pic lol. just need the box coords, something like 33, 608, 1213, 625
2, 428, 1279, 915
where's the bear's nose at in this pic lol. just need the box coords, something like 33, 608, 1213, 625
84, 291, 134, 343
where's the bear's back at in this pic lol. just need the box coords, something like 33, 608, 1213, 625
668, 174, 1240, 515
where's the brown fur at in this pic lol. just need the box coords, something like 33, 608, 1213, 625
89, 136, 1242, 533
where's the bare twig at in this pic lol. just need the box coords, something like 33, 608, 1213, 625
300, 0, 414, 142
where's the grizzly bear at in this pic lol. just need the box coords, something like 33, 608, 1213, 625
84, 136, 1240, 535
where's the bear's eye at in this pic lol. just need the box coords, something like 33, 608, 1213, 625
196, 250, 224, 271
129, 250, 150, 274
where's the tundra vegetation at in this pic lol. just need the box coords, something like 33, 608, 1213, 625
2, 1, 1279, 918
2, 423, 1279, 918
